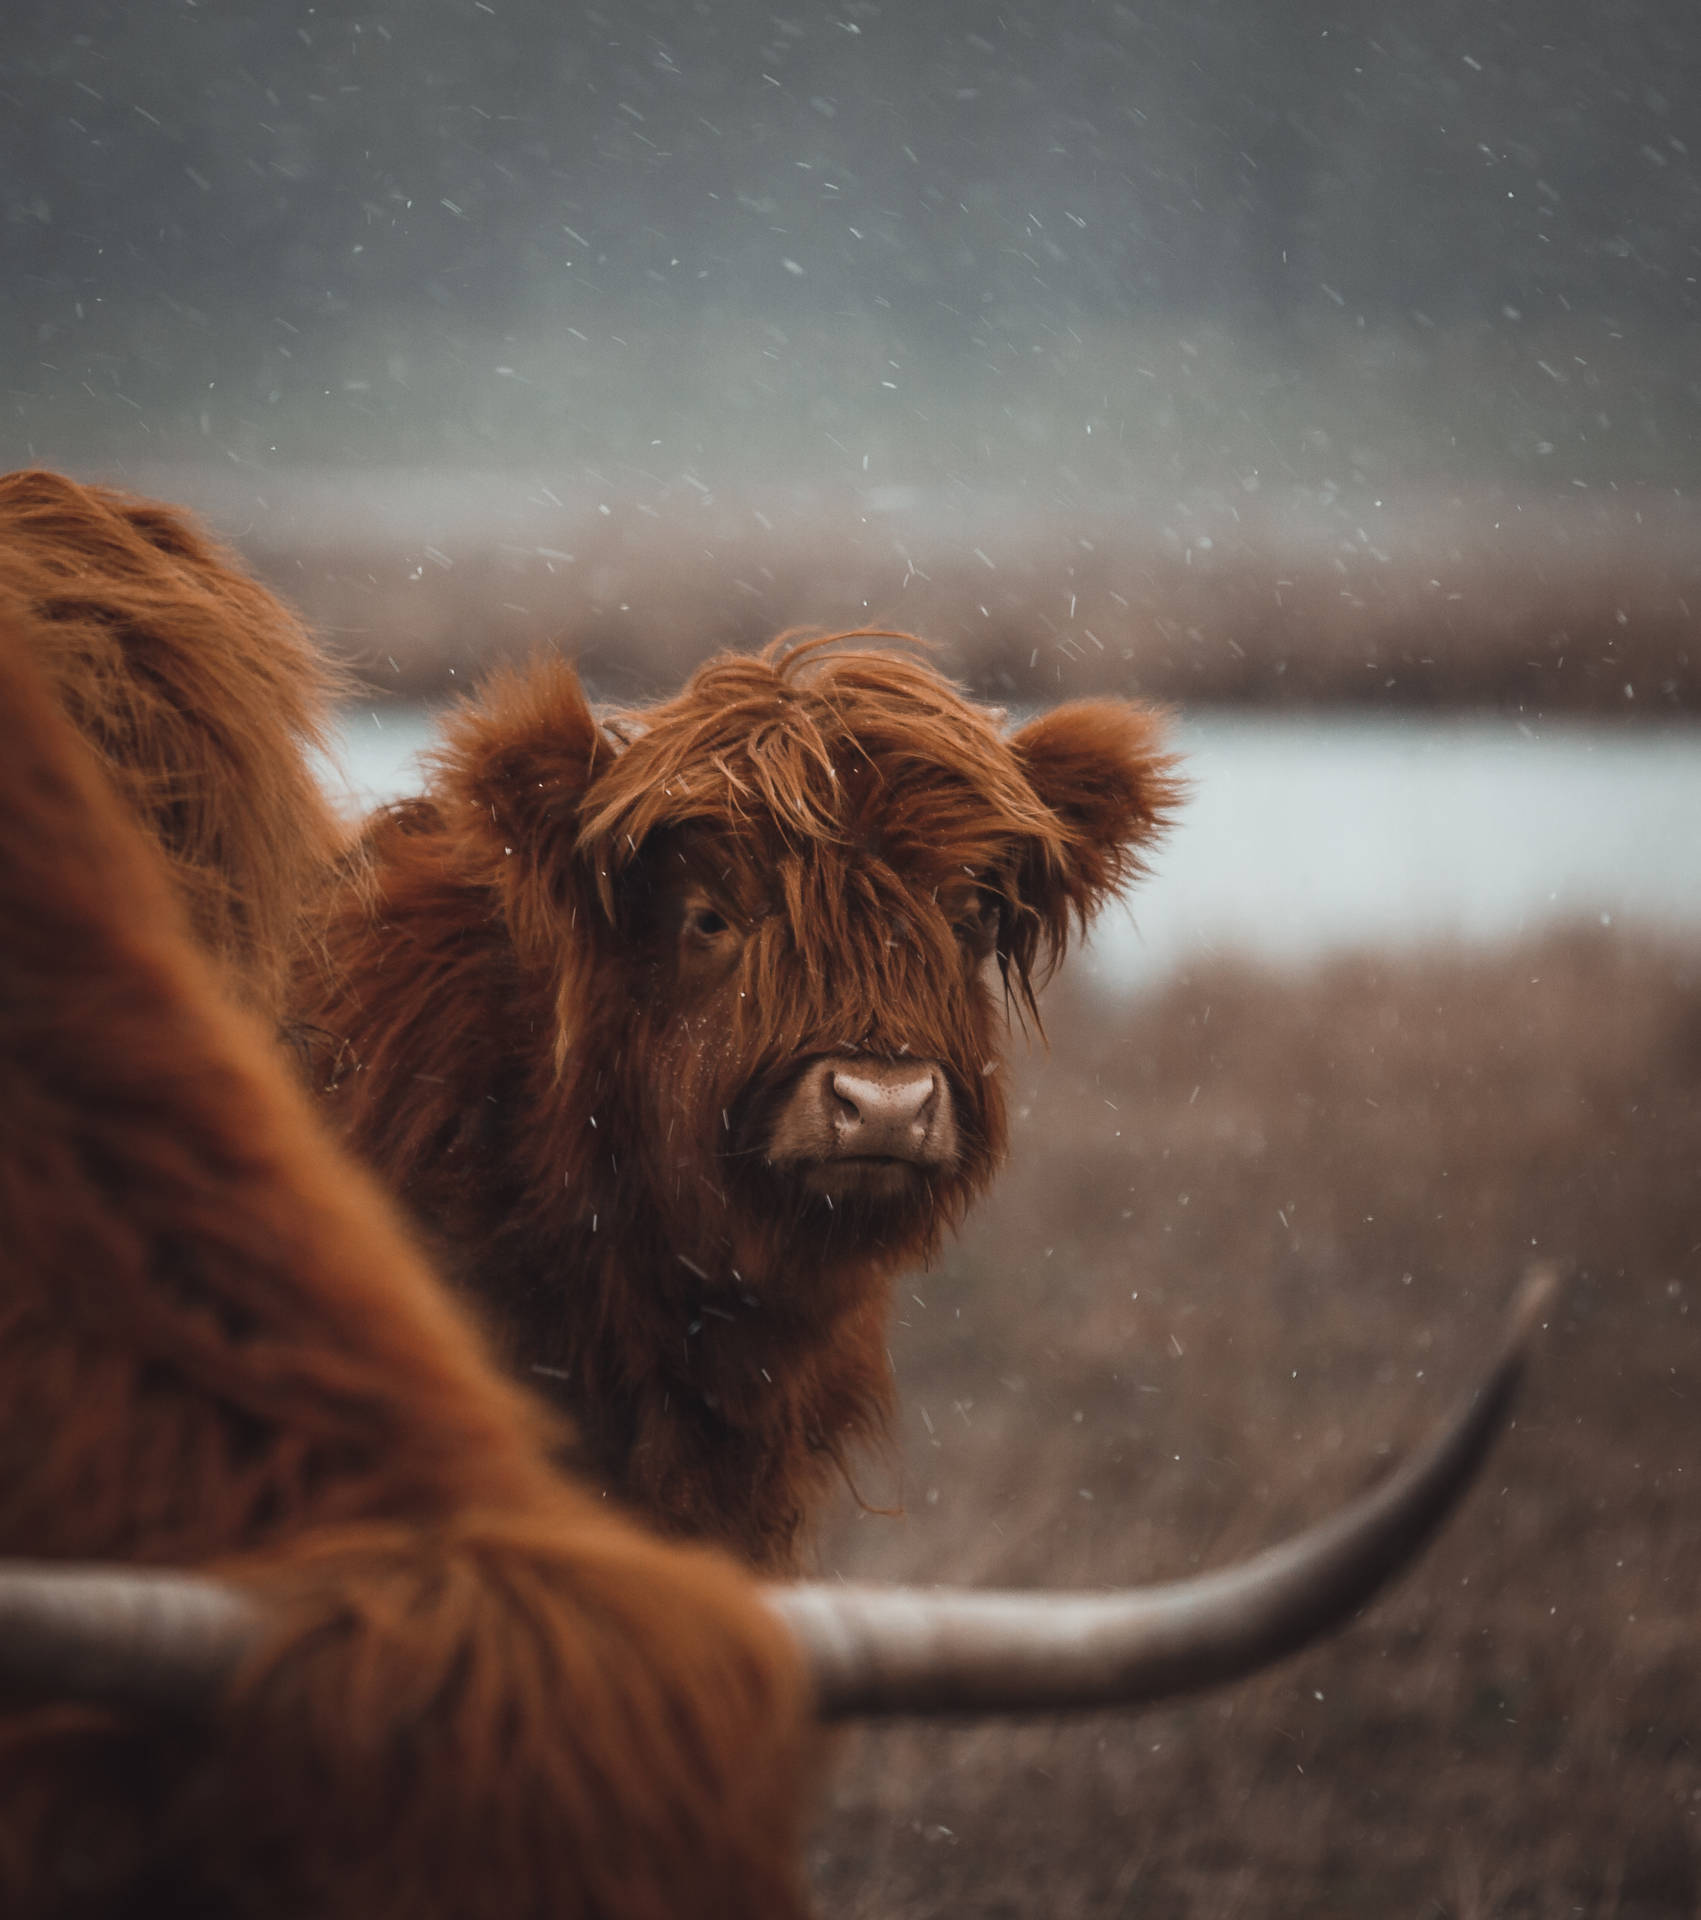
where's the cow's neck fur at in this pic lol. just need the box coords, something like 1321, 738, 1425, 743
308, 812, 910, 1571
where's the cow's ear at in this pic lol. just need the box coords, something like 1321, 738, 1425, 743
435, 654, 617, 930
1008, 699, 1183, 964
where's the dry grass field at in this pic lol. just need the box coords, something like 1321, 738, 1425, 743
198, 480, 1701, 715
254, 475, 1699, 1909
806, 928, 1700, 1918
260, 490, 1694, 1910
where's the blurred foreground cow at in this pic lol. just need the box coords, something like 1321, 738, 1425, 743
0, 469, 345, 1029
0, 584, 1554, 1918
0, 601, 814, 1918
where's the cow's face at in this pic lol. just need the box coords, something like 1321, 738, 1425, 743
621, 813, 1005, 1263
446, 638, 1180, 1310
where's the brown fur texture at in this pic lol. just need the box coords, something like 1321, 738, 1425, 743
301, 636, 1180, 1567
0, 469, 345, 1026
0, 599, 815, 1919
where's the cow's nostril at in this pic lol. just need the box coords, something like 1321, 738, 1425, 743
766, 1056, 958, 1172
829, 1068, 937, 1134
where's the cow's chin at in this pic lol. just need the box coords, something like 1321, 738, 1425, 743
794, 1155, 931, 1204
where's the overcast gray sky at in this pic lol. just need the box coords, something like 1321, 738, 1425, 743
5, 0, 1698, 490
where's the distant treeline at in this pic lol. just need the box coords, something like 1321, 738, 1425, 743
208, 476, 1701, 715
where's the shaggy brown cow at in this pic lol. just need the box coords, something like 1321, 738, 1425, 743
301, 642, 1182, 1565
0, 468, 344, 1027
0, 595, 816, 1919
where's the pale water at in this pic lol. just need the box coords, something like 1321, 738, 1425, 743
326, 709, 1701, 985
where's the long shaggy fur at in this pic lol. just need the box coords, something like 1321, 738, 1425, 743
301, 634, 1182, 1567
0, 601, 815, 1918
0, 469, 345, 1025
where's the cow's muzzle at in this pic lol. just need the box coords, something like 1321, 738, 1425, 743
764, 1056, 959, 1192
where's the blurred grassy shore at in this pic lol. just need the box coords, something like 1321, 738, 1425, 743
86, 464, 1701, 1910
220, 470, 1694, 1907
126, 470, 1701, 713
810, 927, 1700, 1919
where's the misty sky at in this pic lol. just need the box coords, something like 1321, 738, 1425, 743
4, 0, 1698, 493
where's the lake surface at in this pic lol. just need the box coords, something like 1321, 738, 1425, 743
326, 708, 1701, 984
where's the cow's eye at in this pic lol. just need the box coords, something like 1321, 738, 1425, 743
953, 893, 1000, 955
681, 899, 733, 943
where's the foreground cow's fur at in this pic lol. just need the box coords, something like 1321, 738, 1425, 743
301, 644, 1180, 1565
0, 469, 345, 1026
0, 596, 814, 1919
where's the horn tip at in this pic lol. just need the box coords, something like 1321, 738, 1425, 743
1508, 1260, 1564, 1347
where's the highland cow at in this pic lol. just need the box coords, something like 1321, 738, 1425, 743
300, 642, 1182, 1566
0, 595, 817, 1920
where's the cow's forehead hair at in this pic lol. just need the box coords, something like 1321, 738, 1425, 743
576, 635, 1063, 873
645, 820, 1005, 929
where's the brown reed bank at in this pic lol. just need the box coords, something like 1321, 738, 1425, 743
122, 470, 1701, 715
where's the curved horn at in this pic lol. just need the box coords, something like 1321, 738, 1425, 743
0, 1269, 1557, 1725
769, 1265, 1559, 1718
0, 1565, 259, 1718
